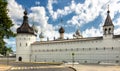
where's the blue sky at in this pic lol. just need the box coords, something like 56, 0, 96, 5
5, 0, 120, 51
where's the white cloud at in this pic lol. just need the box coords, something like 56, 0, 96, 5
7, 0, 24, 19
47, 0, 76, 20
5, 0, 25, 51
113, 16, 120, 35
82, 27, 102, 37
4, 38, 16, 51
67, 0, 104, 26
64, 32, 74, 39
7, 0, 24, 33
47, 0, 58, 20
114, 28, 120, 35
28, 6, 59, 40
35, 1, 40, 6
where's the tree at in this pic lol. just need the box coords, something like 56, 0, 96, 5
0, 0, 15, 55
0, 46, 13, 56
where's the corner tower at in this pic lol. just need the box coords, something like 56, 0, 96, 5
103, 6, 114, 39
16, 10, 36, 62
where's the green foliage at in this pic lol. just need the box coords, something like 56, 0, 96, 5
0, 0, 15, 55
0, 46, 13, 56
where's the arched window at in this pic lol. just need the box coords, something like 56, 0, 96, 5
71, 48, 73, 51
83, 48, 84, 50
76, 48, 79, 51
89, 48, 91, 50
112, 47, 113, 50
47, 49, 49, 52
98, 61, 101, 64
18, 57, 22, 61
84, 61, 87, 63
26, 43, 27, 46
104, 29, 107, 34
65, 49, 67, 51
109, 28, 111, 34
43, 49, 45, 52
96, 48, 98, 50
104, 47, 105, 50
116, 60, 119, 63
55, 49, 57, 51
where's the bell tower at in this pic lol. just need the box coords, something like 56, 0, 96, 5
103, 5, 114, 39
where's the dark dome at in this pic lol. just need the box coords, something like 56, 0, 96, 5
17, 10, 34, 35
17, 23, 34, 34
59, 26, 65, 33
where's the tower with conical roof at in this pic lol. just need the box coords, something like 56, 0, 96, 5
16, 10, 36, 62
103, 5, 114, 39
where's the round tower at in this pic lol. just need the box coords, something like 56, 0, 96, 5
16, 10, 36, 62
59, 26, 65, 39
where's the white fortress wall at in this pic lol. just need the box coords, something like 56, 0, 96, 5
31, 37, 120, 64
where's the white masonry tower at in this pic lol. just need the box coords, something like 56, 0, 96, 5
16, 10, 36, 62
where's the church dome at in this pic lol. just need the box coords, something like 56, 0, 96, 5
32, 24, 38, 34
76, 29, 80, 36
73, 29, 83, 38
17, 10, 34, 35
59, 26, 65, 33
39, 32, 44, 38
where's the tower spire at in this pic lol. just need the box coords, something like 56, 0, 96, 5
103, 5, 113, 27
103, 5, 114, 36
23, 9, 28, 23
107, 4, 110, 14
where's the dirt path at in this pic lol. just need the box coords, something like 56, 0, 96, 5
0, 64, 11, 71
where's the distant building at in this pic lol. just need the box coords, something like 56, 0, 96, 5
16, 8, 120, 64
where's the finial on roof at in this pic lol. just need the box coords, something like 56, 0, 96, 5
107, 4, 110, 13
24, 9, 27, 15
